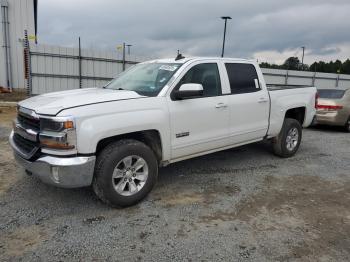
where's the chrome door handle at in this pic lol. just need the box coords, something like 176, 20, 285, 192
215, 103, 228, 108
258, 98, 269, 103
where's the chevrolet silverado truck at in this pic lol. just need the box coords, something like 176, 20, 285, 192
10, 57, 317, 207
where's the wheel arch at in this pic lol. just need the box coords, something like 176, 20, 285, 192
96, 130, 163, 165
285, 106, 306, 125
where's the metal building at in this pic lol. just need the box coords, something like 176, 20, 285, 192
0, 0, 37, 90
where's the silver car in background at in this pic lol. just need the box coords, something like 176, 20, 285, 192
315, 88, 350, 132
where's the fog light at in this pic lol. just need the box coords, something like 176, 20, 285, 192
51, 166, 60, 183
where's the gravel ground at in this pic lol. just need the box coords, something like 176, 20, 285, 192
1, 106, 350, 261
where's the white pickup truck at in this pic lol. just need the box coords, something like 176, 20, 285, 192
10, 57, 317, 206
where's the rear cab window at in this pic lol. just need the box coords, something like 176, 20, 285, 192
225, 63, 260, 94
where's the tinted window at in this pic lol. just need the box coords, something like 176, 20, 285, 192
318, 89, 346, 99
176, 63, 221, 97
225, 63, 260, 94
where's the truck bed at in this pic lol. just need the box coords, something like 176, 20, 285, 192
267, 85, 317, 137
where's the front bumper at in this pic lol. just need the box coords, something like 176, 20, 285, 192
10, 133, 96, 188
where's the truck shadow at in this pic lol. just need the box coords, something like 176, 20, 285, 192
158, 141, 272, 183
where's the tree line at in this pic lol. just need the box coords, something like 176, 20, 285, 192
260, 57, 350, 74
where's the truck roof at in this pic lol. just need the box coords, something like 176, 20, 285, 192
146, 57, 253, 64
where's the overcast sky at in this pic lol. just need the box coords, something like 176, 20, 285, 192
38, 0, 350, 65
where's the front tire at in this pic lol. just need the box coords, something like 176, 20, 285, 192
272, 118, 302, 158
93, 139, 158, 207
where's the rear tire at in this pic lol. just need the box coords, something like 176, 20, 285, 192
93, 139, 158, 207
272, 118, 302, 158
344, 117, 350, 132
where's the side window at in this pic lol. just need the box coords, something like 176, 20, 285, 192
176, 63, 222, 97
225, 63, 260, 94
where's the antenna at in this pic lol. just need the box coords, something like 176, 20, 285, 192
175, 52, 185, 61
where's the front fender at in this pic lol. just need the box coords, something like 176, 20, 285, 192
58, 97, 171, 160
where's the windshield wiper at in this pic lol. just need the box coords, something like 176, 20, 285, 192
107, 87, 125, 90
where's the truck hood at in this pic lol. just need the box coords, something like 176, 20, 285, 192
18, 88, 145, 115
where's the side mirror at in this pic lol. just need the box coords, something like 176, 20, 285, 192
173, 83, 203, 100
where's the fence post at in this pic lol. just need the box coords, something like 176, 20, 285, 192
285, 70, 289, 85
312, 71, 316, 86
23, 30, 32, 96
336, 74, 339, 88
78, 37, 82, 88
122, 42, 126, 71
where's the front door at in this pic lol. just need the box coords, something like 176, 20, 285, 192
167, 62, 230, 160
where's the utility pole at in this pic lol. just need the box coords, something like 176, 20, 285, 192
221, 16, 231, 57
301, 46, 305, 70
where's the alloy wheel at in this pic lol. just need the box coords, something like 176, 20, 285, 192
286, 127, 299, 151
112, 155, 149, 196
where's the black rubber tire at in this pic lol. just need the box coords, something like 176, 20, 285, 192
92, 139, 158, 207
272, 118, 302, 158
344, 117, 350, 132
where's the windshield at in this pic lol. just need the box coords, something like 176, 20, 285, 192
104, 63, 182, 96
318, 89, 346, 99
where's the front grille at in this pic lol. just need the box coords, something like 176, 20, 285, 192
13, 109, 41, 159
13, 133, 39, 156
17, 113, 40, 131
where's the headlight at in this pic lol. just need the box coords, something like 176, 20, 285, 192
39, 117, 76, 150
40, 117, 74, 132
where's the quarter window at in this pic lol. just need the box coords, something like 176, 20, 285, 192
225, 63, 260, 94
176, 63, 221, 97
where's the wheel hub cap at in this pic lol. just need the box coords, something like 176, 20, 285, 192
286, 127, 299, 151
112, 155, 149, 196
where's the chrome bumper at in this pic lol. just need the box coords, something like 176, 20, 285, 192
10, 133, 96, 188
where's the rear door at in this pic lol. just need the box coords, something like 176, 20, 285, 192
223, 62, 269, 143
167, 61, 230, 160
